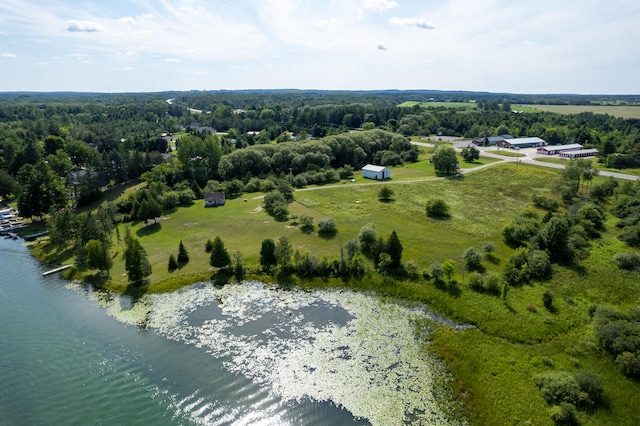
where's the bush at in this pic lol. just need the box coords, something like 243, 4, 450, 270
549, 402, 578, 425
205, 239, 214, 253
532, 194, 559, 211
574, 369, 604, 408
534, 371, 581, 405
299, 215, 314, 232
378, 186, 394, 201
613, 252, 640, 270
616, 351, 640, 378
462, 247, 483, 271
530, 250, 553, 279
483, 241, 496, 253
318, 218, 337, 237
543, 290, 555, 310
426, 198, 450, 218
161, 191, 180, 209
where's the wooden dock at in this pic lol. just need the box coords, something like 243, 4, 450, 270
42, 264, 72, 276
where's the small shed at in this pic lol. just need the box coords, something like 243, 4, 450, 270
204, 191, 226, 207
362, 164, 390, 180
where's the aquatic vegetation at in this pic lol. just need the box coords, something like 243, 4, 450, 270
68, 280, 467, 425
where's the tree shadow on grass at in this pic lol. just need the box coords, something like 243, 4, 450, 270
136, 222, 161, 237
503, 301, 517, 314
318, 229, 338, 240
378, 198, 395, 204
484, 253, 501, 265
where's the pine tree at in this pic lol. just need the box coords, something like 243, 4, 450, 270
168, 254, 178, 271
385, 231, 403, 268
209, 236, 231, 268
259, 238, 277, 271
177, 240, 189, 263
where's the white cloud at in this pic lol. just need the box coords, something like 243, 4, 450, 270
118, 13, 155, 25
389, 17, 436, 30
264, 63, 273, 69
118, 17, 136, 24
362, 0, 398, 13
164, 58, 181, 63
62, 20, 105, 32
1, 53, 18, 58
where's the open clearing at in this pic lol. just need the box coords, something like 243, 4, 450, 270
515, 104, 640, 119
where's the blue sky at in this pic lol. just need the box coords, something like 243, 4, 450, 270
0, 0, 639, 94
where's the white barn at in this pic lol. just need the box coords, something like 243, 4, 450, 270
362, 164, 390, 180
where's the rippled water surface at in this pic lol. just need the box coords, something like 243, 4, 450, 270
0, 238, 465, 425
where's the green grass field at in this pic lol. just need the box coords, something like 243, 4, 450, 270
32, 161, 640, 425
485, 150, 525, 158
535, 157, 640, 177
515, 104, 640, 119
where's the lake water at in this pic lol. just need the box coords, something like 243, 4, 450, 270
0, 237, 466, 425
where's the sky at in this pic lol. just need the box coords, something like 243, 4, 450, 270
0, 0, 639, 94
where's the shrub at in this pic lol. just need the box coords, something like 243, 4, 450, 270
574, 369, 604, 408
205, 239, 214, 253
161, 191, 180, 209
318, 218, 337, 237
616, 351, 640, 378
483, 241, 496, 253
613, 252, 640, 270
549, 402, 578, 425
378, 186, 394, 201
534, 371, 581, 405
358, 224, 377, 253
426, 198, 450, 218
299, 215, 314, 233
462, 247, 483, 271
543, 290, 555, 310
532, 194, 559, 211
530, 250, 553, 279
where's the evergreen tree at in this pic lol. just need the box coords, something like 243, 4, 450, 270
259, 238, 277, 271
209, 236, 231, 268
177, 240, 189, 263
385, 231, 403, 268
168, 254, 178, 271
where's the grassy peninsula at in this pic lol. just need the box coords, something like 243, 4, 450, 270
31, 159, 640, 425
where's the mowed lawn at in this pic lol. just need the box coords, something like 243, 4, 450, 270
108, 163, 555, 293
